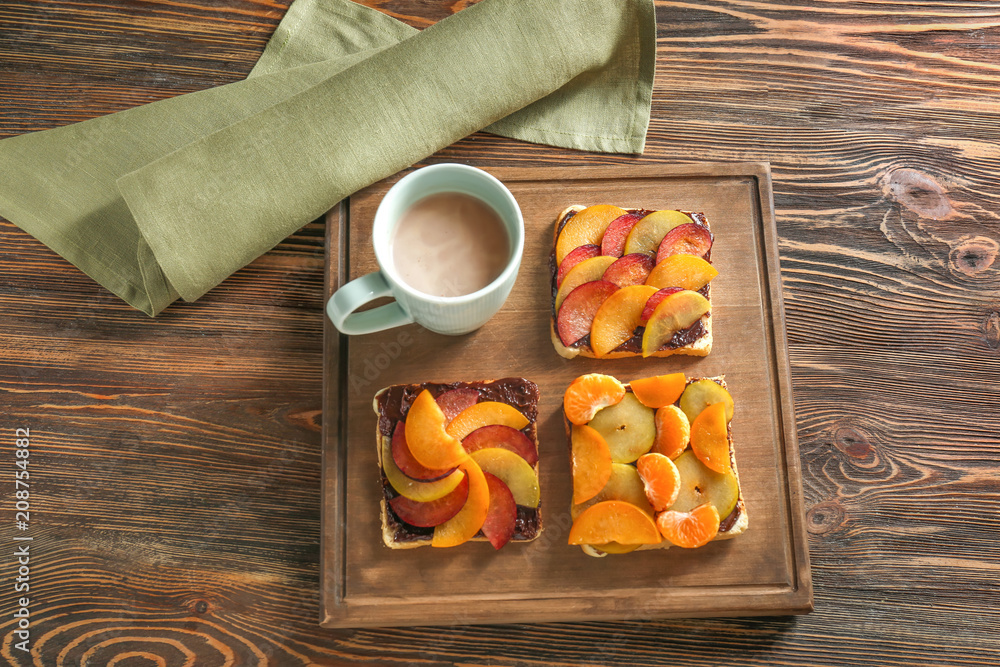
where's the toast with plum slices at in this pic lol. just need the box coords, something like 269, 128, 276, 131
550, 205, 717, 359
373, 378, 542, 550
562, 372, 747, 557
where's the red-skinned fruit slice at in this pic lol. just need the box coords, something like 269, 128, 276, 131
640, 290, 711, 357
639, 287, 682, 325
602, 253, 655, 287
600, 213, 643, 257
481, 472, 517, 550
557, 244, 601, 286
462, 424, 538, 466
556, 280, 619, 347
391, 422, 456, 482
556, 205, 628, 264
388, 474, 470, 527
435, 388, 480, 423
655, 223, 714, 263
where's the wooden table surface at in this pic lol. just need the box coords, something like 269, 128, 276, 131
2, 1, 998, 665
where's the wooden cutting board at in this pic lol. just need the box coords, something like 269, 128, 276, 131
320, 163, 812, 628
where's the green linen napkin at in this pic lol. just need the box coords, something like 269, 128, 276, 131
0, 0, 655, 315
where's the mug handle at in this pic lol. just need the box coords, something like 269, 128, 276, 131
326, 271, 415, 335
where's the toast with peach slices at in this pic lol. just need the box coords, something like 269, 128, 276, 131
373, 378, 542, 550
563, 372, 747, 557
550, 205, 716, 359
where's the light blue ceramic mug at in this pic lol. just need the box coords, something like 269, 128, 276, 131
327, 164, 524, 336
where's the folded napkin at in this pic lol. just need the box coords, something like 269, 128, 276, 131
0, 0, 655, 315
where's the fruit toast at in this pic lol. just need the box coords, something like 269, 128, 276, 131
563, 372, 747, 556
550, 205, 717, 359
374, 378, 542, 550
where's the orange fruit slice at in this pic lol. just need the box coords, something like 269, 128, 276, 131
445, 402, 529, 441
629, 373, 686, 408
636, 453, 681, 512
651, 404, 690, 460
432, 459, 490, 547
656, 503, 720, 548
646, 255, 719, 291
563, 373, 625, 425
571, 424, 613, 505
690, 401, 731, 474
568, 500, 661, 546
405, 390, 468, 470
555, 205, 628, 264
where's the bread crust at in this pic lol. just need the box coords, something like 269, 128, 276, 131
374, 382, 543, 550
569, 376, 748, 556
551, 205, 713, 359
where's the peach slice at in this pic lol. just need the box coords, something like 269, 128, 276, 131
639, 287, 682, 325
481, 472, 517, 550
636, 453, 681, 512
587, 391, 656, 463
646, 255, 719, 292
446, 401, 529, 441
462, 424, 538, 466
679, 378, 735, 424
590, 284, 658, 357
554, 255, 617, 312
432, 459, 490, 547
651, 404, 690, 460
405, 390, 469, 470
556, 280, 618, 347
600, 213, 643, 257
572, 462, 654, 519
629, 372, 686, 409
556, 244, 601, 286
469, 447, 540, 507
435, 388, 480, 423
563, 373, 626, 425
388, 474, 469, 527
623, 210, 692, 255
601, 252, 655, 287
656, 503, 720, 548
568, 500, 662, 545
640, 290, 710, 357
571, 424, 613, 505
391, 422, 456, 482
655, 222, 713, 263
381, 429, 465, 502
690, 401, 731, 474
672, 450, 739, 518
555, 205, 628, 264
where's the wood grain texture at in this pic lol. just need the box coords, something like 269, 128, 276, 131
1, 0, 998, 665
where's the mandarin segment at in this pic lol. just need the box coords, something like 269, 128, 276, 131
629, 373, 687, 408
445, 401, 529, 441
555, 205, 629, 264
646, 255, 719, 292
563, 373, 626, 425
431, 459, 490, 547
405, 390, 469, 470
567, 500, 662, 546
655, 503, 720, 548
690, 401, 732, 474
636, 453, 681, 512
571, 424, 614, 505
651, 404, 691, 459
590, 284, 658, 357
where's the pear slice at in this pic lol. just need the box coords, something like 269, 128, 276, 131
670, 450, 739, 519
679, 378, 734, 424
572, 462, 654, 519
587, 392, 655, 463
